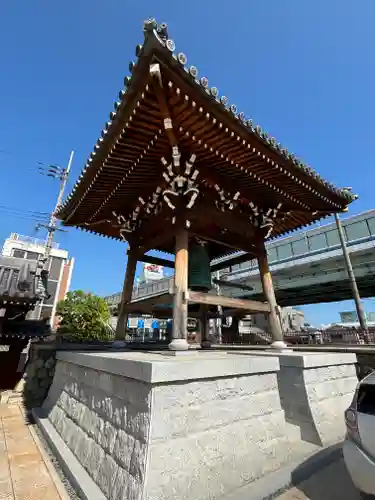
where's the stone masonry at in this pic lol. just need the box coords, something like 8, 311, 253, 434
277, 353, 358, 446
24, 343, 57, 409
238, 351, 358, 447
43, 359, 149, 500
39, 351, 322, 500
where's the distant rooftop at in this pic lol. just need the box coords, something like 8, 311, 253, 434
7, 233, 60, 250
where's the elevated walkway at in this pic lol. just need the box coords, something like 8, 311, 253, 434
105, 209, 375, 308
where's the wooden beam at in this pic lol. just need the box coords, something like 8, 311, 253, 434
115, 246, 138, 340
207, 308, 252, 318
124, 292, 173, 314
212, 278, 254, 292
150, 65, 181, 154
190, 204, 255, 238
190, 232, 242, 253
137, 254, 175, 269
187, 290, 270, 313
210, 252, 254, 272
189, 206, 257, 254
138, 227, 173, 254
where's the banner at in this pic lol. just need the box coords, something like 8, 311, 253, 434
143, 263, 164, 282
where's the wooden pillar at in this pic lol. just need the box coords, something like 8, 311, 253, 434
257, 238, 286, 349
200, 305, 211, 349
169, 227, 189, 350
115, 247, 138, 341
229, 316, 240, 344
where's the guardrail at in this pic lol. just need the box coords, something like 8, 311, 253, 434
222, 329, 375, 346
106, 277, 173, 306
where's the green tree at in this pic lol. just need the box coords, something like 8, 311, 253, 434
56, 290, 114, 342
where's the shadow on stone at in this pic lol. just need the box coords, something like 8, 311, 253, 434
276, 369, 322, 447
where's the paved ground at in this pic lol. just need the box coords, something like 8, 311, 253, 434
0, 402, 364, 500
0, 403, 65, 500
276, 458, 361, 500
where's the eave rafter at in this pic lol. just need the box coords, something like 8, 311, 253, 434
57, 18, 357, 254
164, 81, 340, 211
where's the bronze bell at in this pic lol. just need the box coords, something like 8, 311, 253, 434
188, 239, 212, 292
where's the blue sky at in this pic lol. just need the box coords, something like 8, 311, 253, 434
1, 0, 374, 326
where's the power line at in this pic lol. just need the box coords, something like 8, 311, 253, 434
0, 209, 49, 219
0, 205, 50, 223
0, 214, 50, 223
0, 148, 66, 176
0, 205, 49, 216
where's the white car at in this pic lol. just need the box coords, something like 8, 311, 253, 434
343, 371, 375, 499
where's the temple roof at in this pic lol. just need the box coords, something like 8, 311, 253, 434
57, 19, 356, 258
0, 257, 41, 306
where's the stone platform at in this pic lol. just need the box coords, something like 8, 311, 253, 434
235, 350, 358, 446
34, 349, 358, 500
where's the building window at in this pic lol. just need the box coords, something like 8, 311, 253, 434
367, 217, 375, 236
45, 281, 58, 305
291, 238, 309, 256
41, 306, 53, 320
26, 251, 39, 261
49, 257, 63, 280
277, 244, 292, 261
326, 229, 340, 247
267, 247, 277, 263
308, 233, 327, 252
12, 249, 26, 259
344, 221, 370, 242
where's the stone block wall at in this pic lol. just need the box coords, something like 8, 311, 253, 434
24, 343, 57, 409
43, 359, 150, 500
277, 353, 358, 446
41, 352, 313, 500
146, 372, 307, 500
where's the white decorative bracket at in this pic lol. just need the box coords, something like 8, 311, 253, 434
214, 185, 240, 212
248, 202, 283, 240
161, 149, 200, 210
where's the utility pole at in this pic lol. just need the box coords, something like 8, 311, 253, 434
38, 151, 74, 317
334, 212, 367, 331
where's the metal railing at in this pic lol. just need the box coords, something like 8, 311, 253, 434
221, 329, 375, 346
9, 233, 60, 249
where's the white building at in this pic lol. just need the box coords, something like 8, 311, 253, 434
241, 306, 305, 333
1, 233, 74, 327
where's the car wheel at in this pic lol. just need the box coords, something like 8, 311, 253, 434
361, 492, 375, 500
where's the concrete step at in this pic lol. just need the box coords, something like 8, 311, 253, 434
0, 390, 24, 404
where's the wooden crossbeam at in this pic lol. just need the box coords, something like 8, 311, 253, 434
137, 254, 175, 269
190, 204, 255, 238
124, 291, 173, 313
187, 290, 270, 313
212, 278, 254, 292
